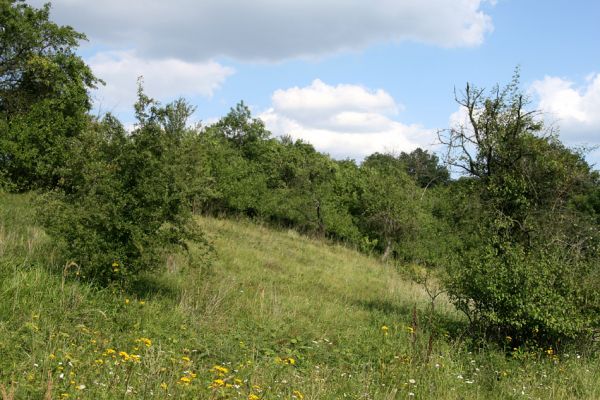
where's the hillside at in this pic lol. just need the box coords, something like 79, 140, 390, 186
0, 192, 598, 399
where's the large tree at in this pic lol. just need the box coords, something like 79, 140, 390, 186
440, 73, 600, 344
0, 0, 99, 190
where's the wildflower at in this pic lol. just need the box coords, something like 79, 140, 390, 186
139, 300, 145, 305
182, 356, 191, 362
49, 353, 56, 360
129, 354, 141, 363
210, 379, 225, 388
160, 383, 168, 390
179, 376, 192, 385
76, 384, 86, 390
94, 359, 104, 365
211, 365, 229, 375
60, 394, 69, 399
135, 338, 152, 349
119, 351, 130, 361
104, 348, 116, 356
292, 390, 304, 399
546, 348, 554, 356
125, 299, 130, 304
505, 336, 512, 343
406, 326, 415, 334
408, 379, 416, 384
248, 395, 260, 400
381, 325, 389, 335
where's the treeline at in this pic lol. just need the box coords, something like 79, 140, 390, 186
1, 1, 599, 348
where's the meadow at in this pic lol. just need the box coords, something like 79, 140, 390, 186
0, 192, 598, 399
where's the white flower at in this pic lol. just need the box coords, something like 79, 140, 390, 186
77, 384, 86, 390
409, 379, 416, 384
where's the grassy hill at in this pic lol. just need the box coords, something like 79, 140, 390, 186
0, 192, 598, 399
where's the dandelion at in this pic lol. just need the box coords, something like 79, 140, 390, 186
546, 348, 554, 356
381, 325, 389, 335
248, 395, 260, 400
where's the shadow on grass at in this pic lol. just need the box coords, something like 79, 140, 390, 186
125, 273, 181, 300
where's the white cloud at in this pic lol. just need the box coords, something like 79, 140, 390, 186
530, 74, 600, 145
88, 50, 234, 115
33, 0, 494, 61
260, 80, 435, 160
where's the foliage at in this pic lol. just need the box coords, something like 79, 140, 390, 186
440, 73, 600, 344
0, 0, 99, 190
2, 192, 599, 399
38, 88, 203, 283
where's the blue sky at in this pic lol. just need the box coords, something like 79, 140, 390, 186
30, 0, 600, 166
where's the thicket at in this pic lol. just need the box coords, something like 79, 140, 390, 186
1, 1, 598, 348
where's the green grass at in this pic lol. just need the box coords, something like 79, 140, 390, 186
0, 192, 598, 399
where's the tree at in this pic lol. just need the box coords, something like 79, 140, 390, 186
40, 87, 203, 283
397, 148, 449, 188
440, 72, 600, 344
0, 0, 99, 190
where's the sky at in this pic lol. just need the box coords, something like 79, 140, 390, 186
28, 0, 600, 167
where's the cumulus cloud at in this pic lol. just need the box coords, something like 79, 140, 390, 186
260, 80, 435, 160
32, 0, 494, 61
530, 74, 600, 144
88, 50, 234, 114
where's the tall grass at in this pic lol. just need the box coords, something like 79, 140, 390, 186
0, 192, 598, 399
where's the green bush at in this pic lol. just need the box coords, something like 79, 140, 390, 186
39, 91, 203, 283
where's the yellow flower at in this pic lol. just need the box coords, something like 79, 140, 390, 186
211, 365, 229, 375
112, 261, 119, 267
125, 299, 130, 304
381, 325, 389, 335
547, 348, 554, 356
284, 357, 296, 365
210, 378, 225, 388
119, 351, 130, 361
104, 348, 116, 356
182, 356, 191, 362
179, 376, 192, 385
292, 390, 304, 399
406, 326, 415, 334
136, 337, 152, 347
248, 395, 260, 400
160, 382, 168, 390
